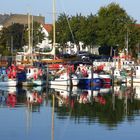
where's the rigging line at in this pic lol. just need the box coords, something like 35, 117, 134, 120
59, 0, 76, 44
64, 13, 76, 44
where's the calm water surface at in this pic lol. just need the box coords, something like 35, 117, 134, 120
0, 85, 140, 140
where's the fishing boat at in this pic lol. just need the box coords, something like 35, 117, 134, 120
77, 71, 102, 87
98, 71, 111, 84
0, 79, 17, 87
0, 66, 17, 87
126, 65, 140, 86
49, 72, 79, 86
21, 66, 46, 86
50, 84, 80, 94
113, 69, 127, 84
0, 86, 16, 92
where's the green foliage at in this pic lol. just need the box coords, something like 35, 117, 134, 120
32, 21, 45, 46
49, 13, 71, 46
21, 21, 45, 49
0, 22, 45, 55
0, 45, 11, 56
0, 23, 25, 51
50, 2, 140, 57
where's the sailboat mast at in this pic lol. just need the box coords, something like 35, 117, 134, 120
31, 15, 33, 64
28, 13, 33, 65
53, 0, 56, 59
28, 13, 31, 54
31, 15, 33, 54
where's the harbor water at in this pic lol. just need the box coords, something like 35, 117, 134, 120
0, 84, 140, 140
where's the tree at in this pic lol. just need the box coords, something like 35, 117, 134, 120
0, 45, 10, 56
0, 22, 45, 55
0, 23, 25, 52
96, 3, 139, 56
48, 3, 140, 57
32, 21, 45, 46
49, 13, 70, 46
126, 24, 140, 58
21, 21, 45, 50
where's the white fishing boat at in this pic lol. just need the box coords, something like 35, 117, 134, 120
22, 79, 45, 86
0, 65, 18, 87
49, 72, 79, 86
114, 69, 127, 83
127, 76, 140, 83
98, 71, 111, 84
50, 84, 81, 94
134, 85, 140, 100
16, 65, 46, 86
0, 80, 17, 87
0, 77, 17, 87
126, 65, 140, 86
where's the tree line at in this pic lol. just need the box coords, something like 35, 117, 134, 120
49, 3, 140, 58
0, 3, 140, 58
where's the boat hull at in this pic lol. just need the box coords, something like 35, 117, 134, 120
0, 80, 17, 87
78, 78, 102, 87
49, 79, 79, 86
22, 80, 46, 86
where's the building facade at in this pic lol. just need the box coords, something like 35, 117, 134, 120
0, 13, 45, 27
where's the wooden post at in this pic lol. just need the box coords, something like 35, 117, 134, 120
131, 66, 133, 89
46, 64, 49, 87
90, 64, 94, 104
91, 64, 94, 87
69, 65, 73, 87
130, 66, 133, 103
51, 94, 55, 140
111, 67, 114, 86
111, 67, 115, 110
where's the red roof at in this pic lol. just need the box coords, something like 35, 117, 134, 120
135, 24, 140, 27
43, 24, 52, 33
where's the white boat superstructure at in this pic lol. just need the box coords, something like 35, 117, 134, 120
126, 65, 140, 85
49, 72, 79, 86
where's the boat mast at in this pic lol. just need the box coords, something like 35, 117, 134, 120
28, 13, 33, 65
53, 0, 56, 59
126, 30, 129, 59
28, 13, 31, 55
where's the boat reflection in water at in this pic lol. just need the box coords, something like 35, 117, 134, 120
1, 84, 140, 140
0, 86, 17, 107
48, 84, 140, 128
0, 86, 47, 108
49, 84, 111, 107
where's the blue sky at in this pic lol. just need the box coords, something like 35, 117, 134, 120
0, 0, 140, 23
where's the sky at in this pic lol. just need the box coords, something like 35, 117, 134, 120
0, 0, 140, 24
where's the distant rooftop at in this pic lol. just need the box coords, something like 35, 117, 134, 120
43, 24, 52, 33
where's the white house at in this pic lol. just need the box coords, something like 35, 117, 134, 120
35, 24, 52, 50
0, 25, 3, 30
